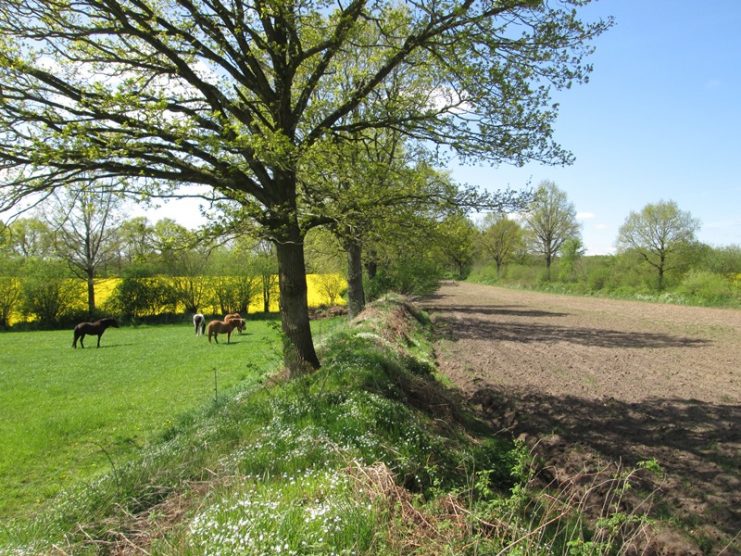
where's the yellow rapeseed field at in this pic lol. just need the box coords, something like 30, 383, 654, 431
8, 274, 346, 325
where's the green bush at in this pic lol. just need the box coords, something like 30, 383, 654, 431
504, 263, 542, 286
586, 265, 610, 291
19, 260, 83, 327
701, 245, 741, 275
365, 258, 442, 300
104, 272, 177, 321
467, 263, 501, 285
676, 270, 738, 305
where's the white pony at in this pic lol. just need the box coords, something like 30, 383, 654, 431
193, 313, 206, 336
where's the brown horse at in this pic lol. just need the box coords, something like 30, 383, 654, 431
207, 319, 243, 344
224, 312, 245, 334
72, 317, 119, 348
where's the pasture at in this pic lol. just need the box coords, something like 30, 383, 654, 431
0, 318, 344, 519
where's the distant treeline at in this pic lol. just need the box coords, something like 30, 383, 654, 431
469, 246, 741, 307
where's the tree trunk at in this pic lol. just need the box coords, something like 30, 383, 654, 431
262, 275, 271, 312
345, 239, 365, 318
86, 270, 95, 316
545, 252, 552, 281
365, 248, 378, 280
274, 226, 320, 376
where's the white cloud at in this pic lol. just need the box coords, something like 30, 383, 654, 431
576, 211, 595, 221
594, 223, 609, 230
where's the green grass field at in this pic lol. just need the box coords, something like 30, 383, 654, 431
0, 318, 309, 519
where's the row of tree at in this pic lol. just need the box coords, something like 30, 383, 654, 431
0, 192, 487, 328
473, 181, 739, 302
0, 0, 610, 374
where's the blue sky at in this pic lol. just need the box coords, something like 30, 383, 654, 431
454, 0, 741, 254
139, 1, 741, 255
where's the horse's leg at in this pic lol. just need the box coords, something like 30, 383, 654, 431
97, 333, 101, 347
80, 334, 85, 348
227, 330, 231, 344
72, 331, 78, 349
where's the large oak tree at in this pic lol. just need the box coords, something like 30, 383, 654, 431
0, 0, 608, 374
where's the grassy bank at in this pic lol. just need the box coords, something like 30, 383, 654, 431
1, 297, 657, 555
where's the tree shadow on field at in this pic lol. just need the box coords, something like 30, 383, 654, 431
426, 304, 570, 318
432, 314, 710, 349
471, 385, 741, 551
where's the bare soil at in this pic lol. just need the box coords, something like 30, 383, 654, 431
421, 281, 741, 555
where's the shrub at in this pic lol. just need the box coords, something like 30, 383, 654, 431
0, 277, 21, 329
676, 270, 737, 305
208, 275, 261, 314
467, 262, 501, 285
105, 273, 177, 321
20, 260, 84, 326
365, 259, 442, 300
586, 265, 611, 291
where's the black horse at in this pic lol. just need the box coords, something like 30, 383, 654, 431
72, 317, 119, 348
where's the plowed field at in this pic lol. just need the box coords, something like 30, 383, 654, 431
421, 281, 740, 554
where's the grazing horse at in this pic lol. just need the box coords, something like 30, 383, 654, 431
72, 317, 119, 349
224, 312, 245, 334
207, 319, 243, 344
193, 313, 206, 336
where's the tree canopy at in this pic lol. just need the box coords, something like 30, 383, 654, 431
480, 213, 524, 276
524, 180, 580, 279
0, 0, 609, 373
617, 200, 700, 290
